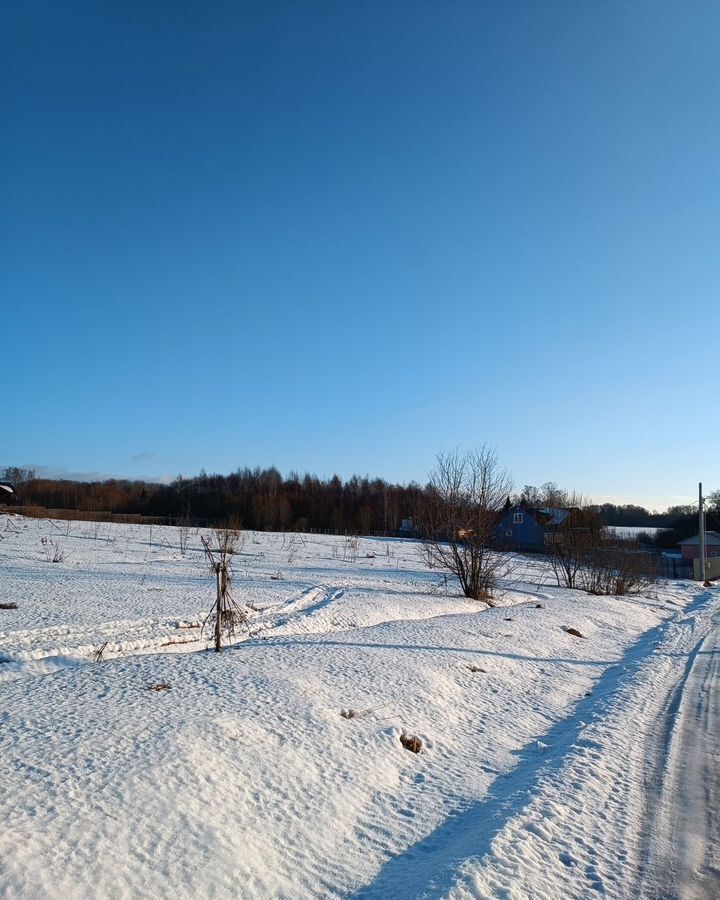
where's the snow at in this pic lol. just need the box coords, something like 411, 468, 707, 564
606, 526, 667, 538
0, 514, 714, 898
447, 586, 720, 900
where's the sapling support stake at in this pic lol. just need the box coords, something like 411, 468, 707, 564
200, 527, 247, 652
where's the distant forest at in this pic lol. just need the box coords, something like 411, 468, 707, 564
5, 467, 423, 535
3, 466, 717, 549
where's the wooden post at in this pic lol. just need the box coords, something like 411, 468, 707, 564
215, 564, 222, 652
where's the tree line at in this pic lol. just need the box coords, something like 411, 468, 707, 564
2, 466, 423, 534
2, 465, 717, 544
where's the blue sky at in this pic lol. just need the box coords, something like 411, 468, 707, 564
2, 1, 718, 511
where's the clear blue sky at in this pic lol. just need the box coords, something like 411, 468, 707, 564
2, 1, 718, 511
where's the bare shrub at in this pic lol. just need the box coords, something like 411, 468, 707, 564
584, 540, 658, 596
177, 506, 191, 556
547, 507, 604, 590
548, 509, 658, 597
201, 527, 247, 652
344, 537, 359, 563
415, 446, 513, 604
40, 537, 65, 563
147, 682, 171, 691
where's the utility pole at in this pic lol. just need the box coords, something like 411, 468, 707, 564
699, 482, 707, 582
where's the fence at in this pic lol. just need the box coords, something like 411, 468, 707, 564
658, 554, 693, 579
11, 506, 209, 527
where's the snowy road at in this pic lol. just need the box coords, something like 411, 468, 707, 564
448, 588, 720, 900
642, 601, 720, 900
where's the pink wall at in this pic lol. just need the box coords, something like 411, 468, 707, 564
682, 545, 720, 560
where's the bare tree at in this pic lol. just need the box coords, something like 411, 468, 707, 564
200, 527, 247, 652
1, 466, 35, 489
547, 507, 604, 589
548, 507, 658, 596
517, 484, 543, 507
584, 538, 658, 596
539, 481, 571, 508
416, 447, 513, 604
515, 482, 584, 510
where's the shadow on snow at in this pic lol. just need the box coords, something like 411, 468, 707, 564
348, 591, 713, 899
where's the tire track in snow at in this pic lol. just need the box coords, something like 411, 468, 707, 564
0, 584, 377, 682
353, 600, 691, 900
428, 589, 720, 900
640, 611, 720, 899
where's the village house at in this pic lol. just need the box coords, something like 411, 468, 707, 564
494, 505, 580, 550
678, 531, 720, 561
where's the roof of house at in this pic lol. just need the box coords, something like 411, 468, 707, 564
0, 482, 15, 494
678, 531, 720, 546
534, 507, 573, 526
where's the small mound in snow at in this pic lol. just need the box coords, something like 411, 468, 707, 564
564, 626, 586, 639
400, 731, 423, 753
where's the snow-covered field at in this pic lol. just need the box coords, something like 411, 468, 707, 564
605, 526, 667, 538
0, 515, 714, 899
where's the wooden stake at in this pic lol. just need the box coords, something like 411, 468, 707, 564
215, 564, 222, 652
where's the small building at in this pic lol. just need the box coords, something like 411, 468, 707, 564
678, 532, 720, 561
494, 505, 578, 550
0, 482, 15, 505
